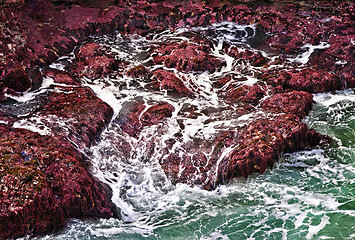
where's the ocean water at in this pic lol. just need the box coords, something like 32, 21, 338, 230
10, 22, 353, 239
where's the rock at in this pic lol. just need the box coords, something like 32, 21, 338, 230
2, 63, 32, 92
160, 112, 325, 190
117, 99, 174, 138
0, 125, 117, 239
220, 80, 266, 105
126, 65, 149, 78
35, 86, 114, 149
0, 0, 25, 8
211, 114, 323, 189
71, 43, 119, 79
74, 43, 103, 61
141, 102, 175, 127
261, 90, 313, 118
43, 69, 80, 86
272, 69, 343, 93
153, 41, 225, 73
150, 69, 192, 96
116, 99, 146, 138
225, 46, 267, 67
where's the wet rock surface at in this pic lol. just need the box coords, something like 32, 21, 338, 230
0, 0, 354, 238
0, 125, 117, 239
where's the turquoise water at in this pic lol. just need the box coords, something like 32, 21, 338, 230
28, 24, 354, 239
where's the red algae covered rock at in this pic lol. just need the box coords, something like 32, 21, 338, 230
117, 99, 174, 138
71, 43, 119, 79
225, 47, 267, 67
74, 42, 103, 61
151, 70, 192, 96
262, 90, 313, 118
0, 126, 117, 239
221, 80, 266, 105
37, 86, 113, 149
160, 112, 325, 190
43, 69, 80, 86
271, 69, 343, 93
207, 114, 324, 189
153, 41, 224, 73
141, 102, 175, 127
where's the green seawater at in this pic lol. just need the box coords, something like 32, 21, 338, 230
35, 89, 354, 240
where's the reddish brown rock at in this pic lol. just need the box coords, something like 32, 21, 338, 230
151, 70, 192, 96
212, 114, 323, 188
43, 69, 80, 85
2, 63, 32, 92
262, 90, 313, 118
117, 100, 174, 138
271, 69, 343, 93
127, 65, 149, 78
160, 113, 324, 190
153, 41, 224, 73
219, 79, 266, 105
226, 47, 267, 67
117, 99, 146, 138
141, 102, 175, 127
71, 43, 119, 79
36, 86, 113, 149
0, 125, 117, 239
74, 42, 103, 61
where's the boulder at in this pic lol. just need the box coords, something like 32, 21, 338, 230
0, 125, 117, 239
153, 41, 225, 73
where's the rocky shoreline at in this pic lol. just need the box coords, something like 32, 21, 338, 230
0, 0, 354, 238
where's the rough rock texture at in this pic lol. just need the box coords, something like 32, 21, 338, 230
0, 0, 354, 238
160, 114, 324, 190
270, 69, 344, 93
117, 99, 174, 138
261, 90, 313, 118
151, 70, 192, 96
153, 41, 225, 73
71, 43, 120, 79
0, 125, 117, 239
36, 85, 114, 149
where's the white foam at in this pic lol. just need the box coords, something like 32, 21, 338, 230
313, 89, 355, 107
12, 116, 52, 135
306, 214, 330, 240
5, 76, 55, 103
289, 42, 330, 64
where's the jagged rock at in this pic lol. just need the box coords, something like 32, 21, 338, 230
127, 65, 149, 78
225, 47, 267, 67
43, 69, 80, 86
0, 125, 117, 239
261, 90, 313, 118
36, 86, 114, 149
150, 70, 192, 96
117, 99, 174, 138
271, 69, 343, 93
153, 41, 225, 73
71, 43, 120, 79
219, 79, 266, 105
